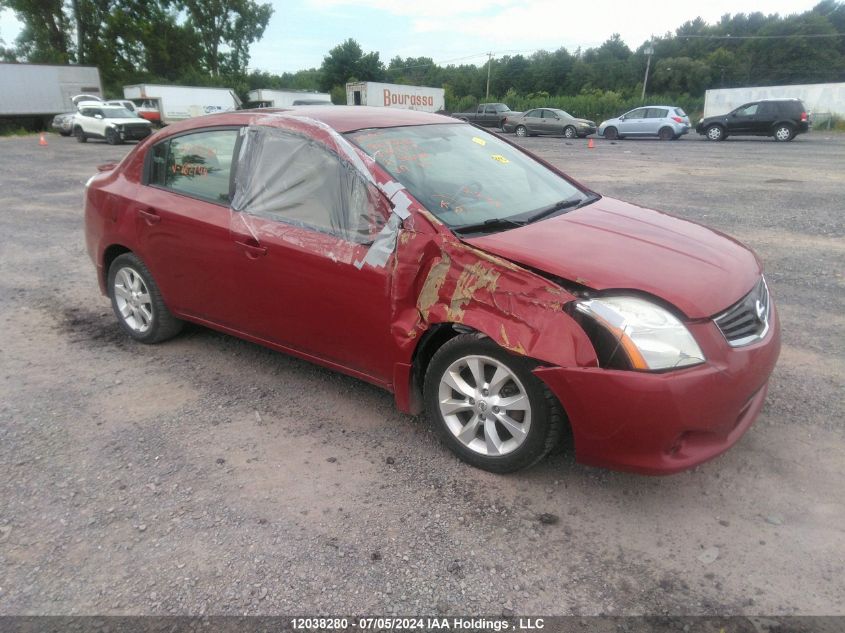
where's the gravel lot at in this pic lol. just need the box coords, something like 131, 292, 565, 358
0, 130, 843, 617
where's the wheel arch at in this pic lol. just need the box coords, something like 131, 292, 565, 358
100, 244, 132, 294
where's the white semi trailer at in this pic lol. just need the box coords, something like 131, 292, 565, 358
0, 62, 102, 116
247, 89, 332, 107
123, 84, 241, 125
703, 82, 845, 119
345, 82, 445, 113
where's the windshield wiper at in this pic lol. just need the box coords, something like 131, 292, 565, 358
452, 216, 527, 235
523, 194, 597, 224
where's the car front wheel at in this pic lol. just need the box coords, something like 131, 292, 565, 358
108, 253, 183, 344
706, 125, 725, 141
105, 128, 122, 145
74, 127, 87, 143
773, 124, 794, 142
604, 126, 618, 140
515, 125, 528, 137
563, 126, 576, 139
424, 334, 564, 473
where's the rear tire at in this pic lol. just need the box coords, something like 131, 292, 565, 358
108, 253, 183, 344
658, 126, 674, 141
423, 334, 564, 473
773, 124, 794, 142
604, 126, 619, 140
74, 127, 87, 143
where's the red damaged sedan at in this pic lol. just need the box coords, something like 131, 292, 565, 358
84, 107, 780, 474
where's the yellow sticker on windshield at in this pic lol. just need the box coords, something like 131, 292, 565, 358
491, 154, 509, 164
472, 136, 486, 146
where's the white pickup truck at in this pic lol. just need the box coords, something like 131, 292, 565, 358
73, 101, 153, 144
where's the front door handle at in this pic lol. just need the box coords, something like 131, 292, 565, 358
138, 208, 160, 225
235, 239, 267, 259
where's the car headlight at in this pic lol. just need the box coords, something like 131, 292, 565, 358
574, 296, 705, 371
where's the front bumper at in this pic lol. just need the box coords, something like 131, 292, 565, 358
119, 126, 152, 141
533, 304, 781, 475
579, 126, 597, 136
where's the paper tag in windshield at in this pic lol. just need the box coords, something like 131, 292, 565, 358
491, 154, 509, 164
472, 137, 486, 146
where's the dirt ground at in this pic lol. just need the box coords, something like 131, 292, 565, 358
0, 129, 843, 617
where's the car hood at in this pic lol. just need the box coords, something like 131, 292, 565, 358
107, 118, 151, 125
464, 197, 761, 319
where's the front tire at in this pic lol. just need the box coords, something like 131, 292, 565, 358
773, 124, 794, 142
105, 128, 122, 145
74, 127, 87, 143
706, 124, 725, 141
108, 253, 183, 344
604, 126, 619, 140
424, 334, 564, 473
563, 126, 577, 139
515, 125, 528, 138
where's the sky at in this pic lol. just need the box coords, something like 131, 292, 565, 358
0, 0, 825, 73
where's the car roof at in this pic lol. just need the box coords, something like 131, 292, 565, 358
162, 106, 456, 136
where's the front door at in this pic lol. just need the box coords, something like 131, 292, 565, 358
729, 103, 758, 135
619, 108, 647, 135
228, 129, 395, 383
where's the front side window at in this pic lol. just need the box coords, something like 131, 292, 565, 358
626, 109, 646, 119
736, 104, 759, 116
231, 127, 385, 243
348, 123, 594, 232
485, 105, 498, 114
148, 128, 239, 204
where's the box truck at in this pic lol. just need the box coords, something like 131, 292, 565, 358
346, 82, 445, 113
247, 89, 333, 107
123, 84, 241, 125
0, 62, 102, 117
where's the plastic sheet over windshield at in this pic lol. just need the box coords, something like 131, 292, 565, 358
347, 123, 587, 230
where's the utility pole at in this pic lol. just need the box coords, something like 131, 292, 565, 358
486, 52, 493, 100
641, 42, 654, 102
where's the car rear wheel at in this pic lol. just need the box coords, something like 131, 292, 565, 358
773, 124, 794, 142
515, 125, 528, 137
563, 126, 577, 139
658, 126, 674, 141
105, 128, 122, 145
74, 127, 87, 143
706, 125, 725, 141
423, 334, 564, 473
604, 126, 618, 140
108, 253, 183, 344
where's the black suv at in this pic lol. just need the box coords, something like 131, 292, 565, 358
696, 99, 810, 142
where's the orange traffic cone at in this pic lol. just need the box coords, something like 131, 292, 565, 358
39, 132, 48, 146
587, 137, 595, 149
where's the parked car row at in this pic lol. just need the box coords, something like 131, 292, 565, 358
461, 98, 811, 143
50, 94, 153, 145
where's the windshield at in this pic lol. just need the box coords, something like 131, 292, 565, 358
102, 107, 136, 119
347, 123, 591, 231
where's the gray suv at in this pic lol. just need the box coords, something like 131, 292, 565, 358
598, 106, 691, 140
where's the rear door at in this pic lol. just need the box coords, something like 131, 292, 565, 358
755, 102, 777, 134
522, 109, 542, 133
131, 127, 243, 325
644, 107, 669, 136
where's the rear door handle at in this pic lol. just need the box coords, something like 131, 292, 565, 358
235, 239, 267, 259
138, 208, 160, 225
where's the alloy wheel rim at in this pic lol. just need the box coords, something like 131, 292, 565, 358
437, 354, 532, 457
516, 127, 526, 137
565, 127, 575, 138
114, 266, 153, 333
776, 127, 790, 140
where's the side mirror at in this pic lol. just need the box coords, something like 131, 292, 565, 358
619, 115, 626, 121
94, 114, 104, 120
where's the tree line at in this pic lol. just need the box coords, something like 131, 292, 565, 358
2, 0, 844, 121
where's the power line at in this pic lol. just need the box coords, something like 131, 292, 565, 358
676, 32, 845, 40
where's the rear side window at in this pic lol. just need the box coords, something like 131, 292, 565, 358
148, 129, 239, 204
674, 108, 686, 116
646, 108, 669, 119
